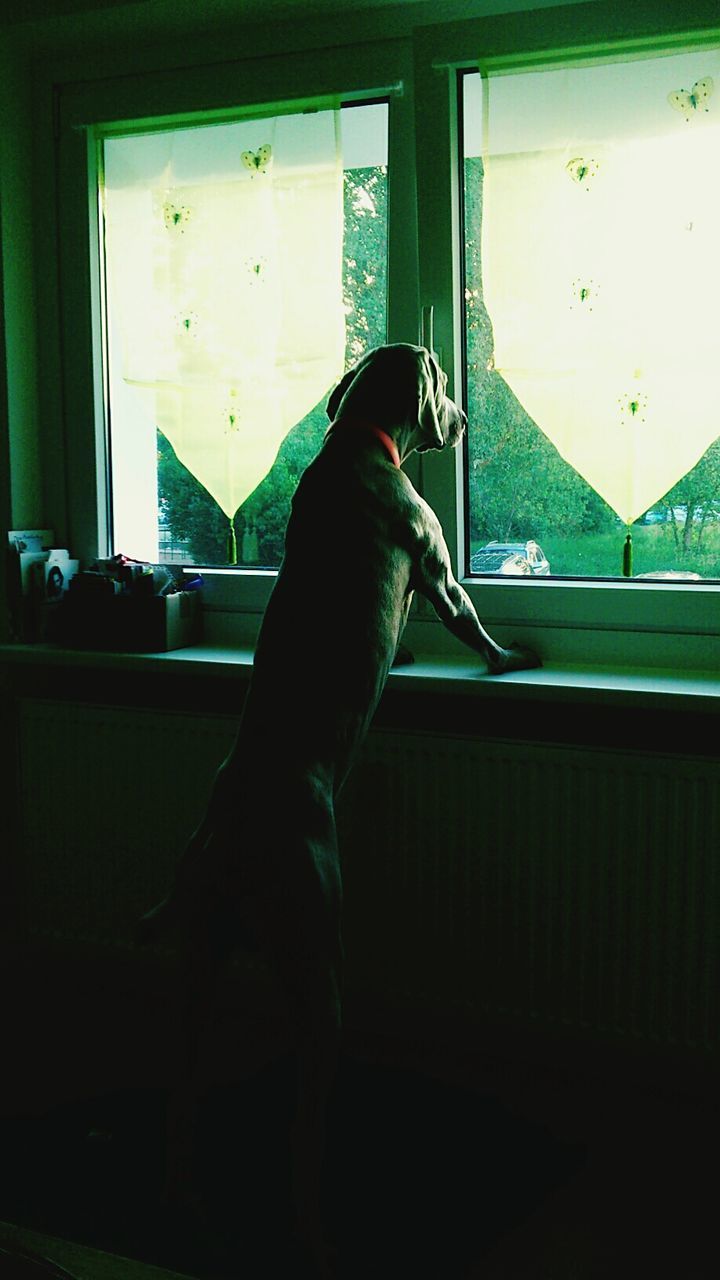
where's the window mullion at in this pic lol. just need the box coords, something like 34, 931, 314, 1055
413, 41, 464, 581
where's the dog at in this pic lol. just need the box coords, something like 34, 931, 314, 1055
137, 343, 539, 1275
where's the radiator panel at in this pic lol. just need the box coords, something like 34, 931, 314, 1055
17, 700, 237, 948
338, 730, 720, 1052
16, 700, 720, 1052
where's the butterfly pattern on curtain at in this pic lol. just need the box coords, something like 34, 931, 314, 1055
479, 49, 720, 528
103, 110, 345, 557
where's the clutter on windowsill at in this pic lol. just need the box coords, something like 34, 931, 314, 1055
6, 536, 203, 651
6, 529, 80, 643
56, 555, 204, 652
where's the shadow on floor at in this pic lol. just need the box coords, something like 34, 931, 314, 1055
0, 1051, 585, 1279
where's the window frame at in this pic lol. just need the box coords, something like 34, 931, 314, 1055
50, 37, 418, 633
411, 4, 720, 670
99, 95, 392, 571
46, 3, 720, 669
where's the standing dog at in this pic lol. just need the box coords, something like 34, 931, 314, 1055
138, 343, 539, 1275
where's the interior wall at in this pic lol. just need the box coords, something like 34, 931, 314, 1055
0, 0, 599, 572
0, 46, 42, 539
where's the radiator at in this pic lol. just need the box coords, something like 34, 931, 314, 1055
16, 699, 720, 1053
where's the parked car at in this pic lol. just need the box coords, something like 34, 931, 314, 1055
634, 570, 702, 580
470, 540, 550, 576
640, 509, 666, 525
640, 505, 717, 525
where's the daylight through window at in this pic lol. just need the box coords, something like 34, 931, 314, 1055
462, 52, 720, 582
101, 101, 388, 567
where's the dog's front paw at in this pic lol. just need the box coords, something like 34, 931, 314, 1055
488, 643, 541, 675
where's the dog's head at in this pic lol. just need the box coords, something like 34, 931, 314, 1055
327, 344, 466, 455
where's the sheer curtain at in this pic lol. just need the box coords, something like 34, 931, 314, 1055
103, 108, 344, 558
479, 46, 720, 528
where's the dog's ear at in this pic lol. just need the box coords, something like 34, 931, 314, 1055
416, 348, 445, 451
326, 367, 357, 421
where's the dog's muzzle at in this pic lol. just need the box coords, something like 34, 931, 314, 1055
440, 402, 467, 451
452, 406, 468, 446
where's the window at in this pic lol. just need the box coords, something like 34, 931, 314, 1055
49, 11, 719, 669
460, 55, 720, 584
410, 12, 720, 670
101, 101, 388, 568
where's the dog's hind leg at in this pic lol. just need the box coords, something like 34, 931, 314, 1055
290, 1018, 341, 1279
265, 909, 343, 1279
163, 909, 229, 1216
135, 819, 217, 946
136, 751, 242, 946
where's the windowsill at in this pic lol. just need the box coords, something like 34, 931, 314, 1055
0, 641, 718, 715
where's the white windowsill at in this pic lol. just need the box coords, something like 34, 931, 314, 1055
1, 642, 718, 715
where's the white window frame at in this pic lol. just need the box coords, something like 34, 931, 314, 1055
47, 3, 720, 671
411, 7, 720, 670
51, 38, 419, 636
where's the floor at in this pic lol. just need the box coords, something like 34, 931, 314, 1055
1, 1021, 718, 1280
469, 1059, 719, 1280
2, 943, 718, 1279
0, 1220, 194, 1280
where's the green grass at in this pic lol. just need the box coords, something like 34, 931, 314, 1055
474, 523, 720, 580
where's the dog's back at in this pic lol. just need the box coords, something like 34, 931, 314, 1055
247, 428, 418, 777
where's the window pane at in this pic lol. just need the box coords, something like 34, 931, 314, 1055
102, 101, 388, 566
462, 60, 720, 582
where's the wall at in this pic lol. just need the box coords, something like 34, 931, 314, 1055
0, 1, 596, 567
0, 46, 43, 642
3, 654, 718, 1112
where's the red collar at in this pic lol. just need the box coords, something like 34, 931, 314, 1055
368, 425, 401, 468
333, 417, 399, 468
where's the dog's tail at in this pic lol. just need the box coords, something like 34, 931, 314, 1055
134, 821, 214, 947
134, 889, 194, 947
